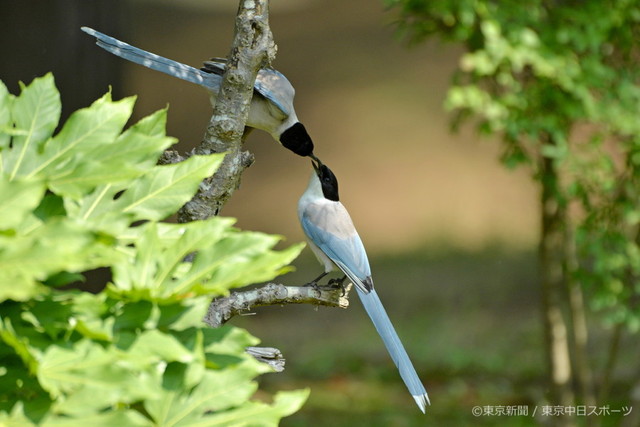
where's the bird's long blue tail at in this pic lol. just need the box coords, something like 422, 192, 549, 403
356, 288, 430, 413
81, 27, 210, 88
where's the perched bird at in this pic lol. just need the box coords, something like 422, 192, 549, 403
81, 26, 314, 157
297, 159, 430, 413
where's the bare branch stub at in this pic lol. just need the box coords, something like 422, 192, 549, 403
178, 0, 277, 221
246, 346, 286, 372
158, 149, 185, 165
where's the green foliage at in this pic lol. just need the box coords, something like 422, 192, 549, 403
0, 74, 308, 425
386, 0, 640, 330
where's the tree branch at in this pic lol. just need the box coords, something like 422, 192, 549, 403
204, 283, 352, 328
175, 0, 276, 221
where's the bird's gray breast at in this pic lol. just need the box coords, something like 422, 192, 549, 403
304, 201, 357, 239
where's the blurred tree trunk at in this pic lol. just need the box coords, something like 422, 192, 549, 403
539, 144, 574, 426
566, 226, 596, 426
566, 249, 596, 409
621, 372, 640, 427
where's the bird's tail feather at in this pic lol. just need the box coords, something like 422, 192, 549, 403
81, 27, 209, 88
357, 288, 430, 413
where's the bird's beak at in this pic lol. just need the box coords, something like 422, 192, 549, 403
310, 153, 322, 173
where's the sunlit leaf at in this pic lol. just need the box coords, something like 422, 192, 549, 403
49, 109, 176, 198
3, 74, 60, 180
32, 93, 135, 185
0, 218, 118, 300
0, 80, 12, 150
0, 176, 45, 230
144, 363, 264, 426
113, 154, 224, 221
198, 389, 310, 427
42, 410, 151, 427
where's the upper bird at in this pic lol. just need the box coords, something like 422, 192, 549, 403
297, 158, 430, 413
81, 26, 314, 157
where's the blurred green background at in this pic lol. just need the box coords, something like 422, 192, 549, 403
2, 0, 636, 425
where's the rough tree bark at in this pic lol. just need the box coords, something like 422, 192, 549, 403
159, 0, 274, 217
176, 0, 276, 220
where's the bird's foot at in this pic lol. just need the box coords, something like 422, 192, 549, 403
326, 275, 347, 296
303, 281, 321, 292
304, 271, 329, 291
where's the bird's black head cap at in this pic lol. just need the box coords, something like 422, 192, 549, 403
312, 157, 339, 202
280, 122, 314, 157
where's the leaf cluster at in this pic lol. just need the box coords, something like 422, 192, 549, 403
0, 74, 308, 425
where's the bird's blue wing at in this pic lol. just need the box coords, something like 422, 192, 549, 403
254, 69, 293, 117
202, 60, 291, 117
300, 210, 372, 292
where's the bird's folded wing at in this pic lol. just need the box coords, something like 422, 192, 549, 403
300, 207, 372, 292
